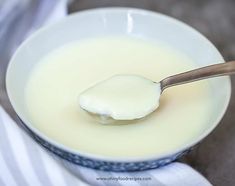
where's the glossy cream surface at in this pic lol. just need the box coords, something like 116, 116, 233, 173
79, 74, 161, 120
25, 36, 213, 158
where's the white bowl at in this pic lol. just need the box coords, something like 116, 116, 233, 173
6, 8, 231, 172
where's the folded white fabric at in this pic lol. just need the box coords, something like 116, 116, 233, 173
0, 0, 213, 186
0, 106, 212, 186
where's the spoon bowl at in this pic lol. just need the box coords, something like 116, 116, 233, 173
81, 60, 235, 123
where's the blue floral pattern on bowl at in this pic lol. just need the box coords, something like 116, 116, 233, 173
17, 117, 192, 172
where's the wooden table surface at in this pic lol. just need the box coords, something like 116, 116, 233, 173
1, 1, 235, 185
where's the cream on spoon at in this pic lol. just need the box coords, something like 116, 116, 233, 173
79, 75, 161, 120
79, 61, 235, 121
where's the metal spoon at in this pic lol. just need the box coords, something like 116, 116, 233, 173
159, 60, 235, 92
81, 60, 235, 123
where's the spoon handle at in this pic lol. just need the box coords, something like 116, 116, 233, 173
160, 60, 235, 91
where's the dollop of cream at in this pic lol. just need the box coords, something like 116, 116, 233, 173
79, 75, 161, 120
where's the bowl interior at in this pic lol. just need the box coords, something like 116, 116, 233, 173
6, 8, 231, 161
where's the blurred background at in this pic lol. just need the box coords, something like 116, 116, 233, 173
1, 0, 235, 185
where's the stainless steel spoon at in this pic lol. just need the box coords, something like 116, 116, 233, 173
82, 60, 235, 123
159, 60, 235, 92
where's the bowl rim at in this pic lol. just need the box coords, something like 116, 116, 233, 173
6, 7, 232, 163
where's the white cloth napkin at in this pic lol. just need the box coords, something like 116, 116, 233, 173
0, 106, 212, 186
0, 1, 213, 186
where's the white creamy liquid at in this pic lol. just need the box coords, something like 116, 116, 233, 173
79, 74, 161, 120
25, 36, 213, 158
